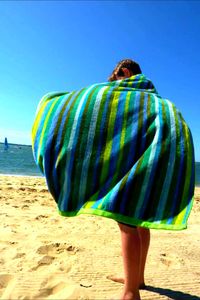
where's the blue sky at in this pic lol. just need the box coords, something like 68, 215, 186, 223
0, 1, 199, 160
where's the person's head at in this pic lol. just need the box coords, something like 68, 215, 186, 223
108, 59, 142, 82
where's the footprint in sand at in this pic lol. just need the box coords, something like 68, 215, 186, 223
0, 274, 13, 290
36, 243, 79, 256
31, 255, 55, 271
38, 255, 55, 265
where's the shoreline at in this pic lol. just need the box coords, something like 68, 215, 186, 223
0, 173, 200, 187
0, 173, 43, 178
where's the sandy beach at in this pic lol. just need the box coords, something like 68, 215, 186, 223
0, 175, 200, 300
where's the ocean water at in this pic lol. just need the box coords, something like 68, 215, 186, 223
0, 143, 200, 186
0, 143, 41, 177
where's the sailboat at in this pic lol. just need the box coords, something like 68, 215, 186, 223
4, 137, 9, 150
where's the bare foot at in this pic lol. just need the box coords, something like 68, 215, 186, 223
107, 275, 146, 289
120, 290, 141, 300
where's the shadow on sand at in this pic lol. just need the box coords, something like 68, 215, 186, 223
145, 285, 200, 300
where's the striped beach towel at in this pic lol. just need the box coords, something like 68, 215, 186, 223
32, 74, 195, 230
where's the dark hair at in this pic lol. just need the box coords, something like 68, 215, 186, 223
108, 59, 142, 82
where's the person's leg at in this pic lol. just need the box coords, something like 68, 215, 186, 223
107, 226, 150, 290
137, 227, 150, 288
118, 223, 141, 300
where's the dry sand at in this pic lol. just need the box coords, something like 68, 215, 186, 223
0, 175, 200, 300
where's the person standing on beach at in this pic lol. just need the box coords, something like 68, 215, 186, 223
106, 59, 194, 300
107, 60, 152, 300
32, 59, 195, 300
